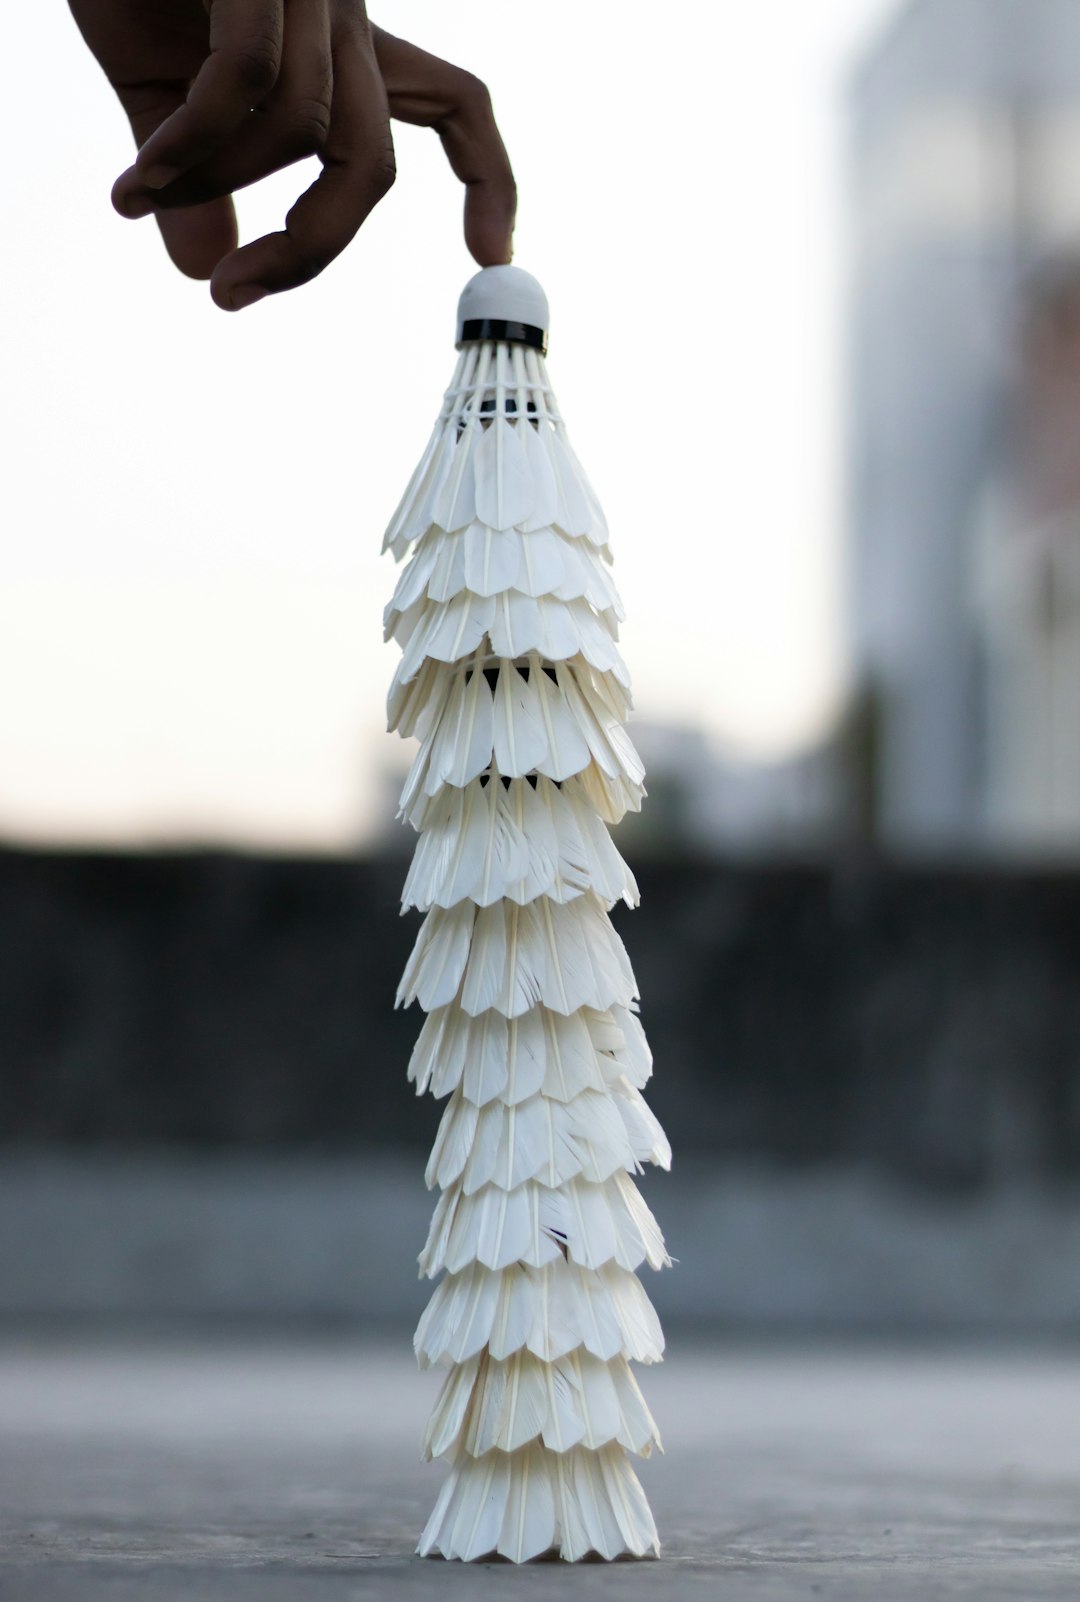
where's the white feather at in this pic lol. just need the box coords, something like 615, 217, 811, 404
593, 1004, 654, 1089
566, 760, 645, 828
568, 654, 634, 725
474, 415, 534, 530
553, 1443, 660, 1561
421, 1353, 480, 1460
414, 1259, 665, 1368
574, 457, 612, 551
424, 1091, 479, 1190
497, 1010, 550, 1104
523, 661, 590, 784
449, 897, 637, 1019
498, 661, 586, 781
503, 525, 571, 599
400, 780, 532, 913
395, 900, 473, 1012
560, 1350, 659, 1455
417, 1440, 555, 1563
518, 408, 562, 532
421, 661, 496, 793
382, 590, 424, 651
553, 424, 612, 547
425, 423, 476, 538
396, 656, 640, 808
490, 595, 618, 677
415, 1260, 534, 1369
505, 779, 563, 902
419, 1170, 670, 1277
489, 661, 554, 777
382, 386, 464, 560
499, 1442, 559, 1563
425, 519, 470, 602
432, 1350, 553, 1458
544, 426, 593, 538
569, 654, 636, 746
538, 1169, 670, 1272
383, 345, 507, 557
383, 538, 438, 626
425, 1349, 660, 1461
386, 654, 450, 741
391, 594, 488, 682
401, 775, 636, 913
384, 342, 613, 565
489, 592, 544, 660
609, 1078, 672, 1170
416, 1442, 659, 1562
417, 1446, 509, 1561
557, 783, 639, 907
408, 1006, 509, 1103
386, 524, 620, 630
429, 411, 481, 535
535, 1008, 610, 1101
408, 1005, 609, 1107
551, 537, 625, 617
555, 664, 645, 785
463, 521, 534, 596
427, 1086, 640, 1193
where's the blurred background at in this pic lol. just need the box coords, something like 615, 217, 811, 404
6, 0, 1080, 1345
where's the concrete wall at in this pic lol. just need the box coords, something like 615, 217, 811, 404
4, 847, 1080, 1187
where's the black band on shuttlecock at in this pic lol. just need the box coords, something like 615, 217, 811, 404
457, 318, 547, 355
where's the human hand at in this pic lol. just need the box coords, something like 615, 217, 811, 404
68, 1, 516, 310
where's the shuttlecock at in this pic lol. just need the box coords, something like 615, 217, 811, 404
383, 265, 670, 1564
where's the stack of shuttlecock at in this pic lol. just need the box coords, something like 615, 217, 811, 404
383, 266, 671, 1563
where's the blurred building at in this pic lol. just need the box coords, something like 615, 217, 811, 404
619, 722, 841, 858
849, 0, 1080, 855
979, 264, 1080, 849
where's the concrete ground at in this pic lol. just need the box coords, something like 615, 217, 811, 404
2, 1339, 1079, 1600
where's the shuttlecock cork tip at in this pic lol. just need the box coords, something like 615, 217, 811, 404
456, 265, 549, 355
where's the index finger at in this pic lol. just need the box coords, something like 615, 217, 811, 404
209, 24, 395, 309
371, 26, 516, 267
114, 0, 285, 200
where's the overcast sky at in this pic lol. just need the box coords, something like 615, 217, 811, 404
0, 0, 893, 850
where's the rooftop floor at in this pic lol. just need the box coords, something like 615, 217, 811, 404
3, 1339, 1080, 1599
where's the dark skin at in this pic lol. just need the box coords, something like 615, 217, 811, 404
68, 0, 517, 309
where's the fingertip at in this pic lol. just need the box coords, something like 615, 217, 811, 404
465, 218, 515, 269
464, 186, 516, 268
215, 283, 268, 312
209, 255, 269, 310
157, 200, 239, 281
112, 170, 152, 219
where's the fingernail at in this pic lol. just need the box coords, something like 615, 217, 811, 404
141, 163, 181, 191
119, 192, 154, 219
227, 284, 268, 311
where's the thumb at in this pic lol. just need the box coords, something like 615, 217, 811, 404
154, 199, 239, 280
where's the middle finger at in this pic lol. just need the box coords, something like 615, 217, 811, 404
132, 0, 334, 215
